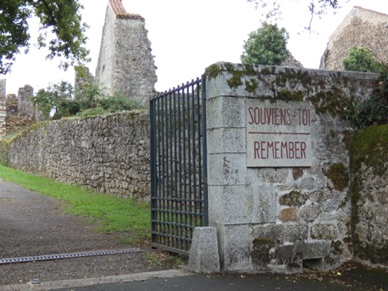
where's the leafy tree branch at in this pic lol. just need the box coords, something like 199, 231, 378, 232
247, 0, 344, 30
0, 0, 90, 74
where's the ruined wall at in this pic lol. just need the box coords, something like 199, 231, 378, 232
6, 85, 36, 132
350, 125, 388, 266
95, 0, 157, 106
320, 6, 388, 70
1, 111, 150, 201
0, 80, 6, 137
204, 62, 378, 273
282, 51, 303, 68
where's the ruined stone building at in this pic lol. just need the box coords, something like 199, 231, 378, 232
94, 0, 157, 106
0, 80, 7, 137
320, 6, 388, 70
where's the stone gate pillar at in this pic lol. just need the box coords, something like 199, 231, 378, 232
203, 62, 377, 273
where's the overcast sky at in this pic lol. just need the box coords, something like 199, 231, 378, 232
4, 0, 388, 95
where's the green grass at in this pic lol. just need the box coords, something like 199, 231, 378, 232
0, 165, 150, 246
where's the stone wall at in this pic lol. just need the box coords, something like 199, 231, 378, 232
95, 0, 157, 106
350, 125, 388, 266
0, 80, 6, 137
320, 6, 388, 70
6, 85, 36, 132
204, 62, 378, 273
2, 111, 150, 201
282, 51, 303, 68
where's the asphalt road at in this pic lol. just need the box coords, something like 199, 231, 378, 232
2, 269, 361, 291
54, 271, 362, 291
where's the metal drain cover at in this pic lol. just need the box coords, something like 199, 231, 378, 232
0, 248, 142, 265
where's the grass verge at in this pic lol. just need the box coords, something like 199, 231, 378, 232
0, 165, 150, 246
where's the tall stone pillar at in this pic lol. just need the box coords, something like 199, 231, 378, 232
0, 79, 6, 137
95, 0, 157, 107
204, 62, 377, 273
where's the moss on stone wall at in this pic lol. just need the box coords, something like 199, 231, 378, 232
204, 63, 358, 120
0, 140, 10, 167
349, 125, 388, 264
251, 237, 276, 264
307, 90, 355, 120
325, 163, 349, 191
350, 125, 388, 176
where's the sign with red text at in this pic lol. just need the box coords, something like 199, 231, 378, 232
246, 99, 312, 167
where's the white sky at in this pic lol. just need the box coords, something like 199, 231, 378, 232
4, 0, 388, 95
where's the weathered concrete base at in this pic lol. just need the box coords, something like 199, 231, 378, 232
216, 223, 335, 273
188, 227, 220, 273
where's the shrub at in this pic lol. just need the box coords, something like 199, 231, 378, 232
343, 47, 383, 73
352, 72, 388, 128
241, 22, 288, 65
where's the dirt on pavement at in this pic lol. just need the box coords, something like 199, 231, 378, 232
0, 179, 175, 286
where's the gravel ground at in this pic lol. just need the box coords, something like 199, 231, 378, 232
0, 179, 172, 286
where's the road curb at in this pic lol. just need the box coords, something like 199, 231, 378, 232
0, 269, 193, 291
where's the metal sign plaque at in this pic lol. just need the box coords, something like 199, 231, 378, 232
246, 99, 312, 167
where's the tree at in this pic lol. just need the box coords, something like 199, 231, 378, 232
241, 22, 288, 65
0, 0, 90, 75
343, 47, 383, 73
247, 0, 343, 30
33, 81, 74, 119
342, 47, 388, 128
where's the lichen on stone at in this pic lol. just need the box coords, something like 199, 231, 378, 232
251, 237, 276, 264
350, 125, 388, 176
325, 163, 349, 191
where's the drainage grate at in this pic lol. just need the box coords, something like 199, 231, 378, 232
0, 248, 142, 265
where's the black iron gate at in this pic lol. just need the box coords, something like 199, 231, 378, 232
150, 76, 208, 256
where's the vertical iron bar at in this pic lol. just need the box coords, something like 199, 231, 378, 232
150, 97, 156, 242
190, 80, 196, 232
186, 81, 193, 250
161, 92, 166, 246
181, 83, 187, 250
156, 96, 162, 244
168, 90, 174, 249
172, 88, 178, 250
201, 75, 209, 226
177, 87, 183, 250
194, 78, 201, 224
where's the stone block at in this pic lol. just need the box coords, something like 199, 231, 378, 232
279, 190, 308, 207
251, 237, 276, 265
279, 207, 298, 222
188, 227, 220, 273
218, 224, 251, 271
296, 241, 331, 260
252, 224, 307, 244
207, 127, 246, 154
275, 245, 294, 260
208, 185, 253, 225
206, 96, 246, 129
0, 79, 5, 98
299, 205, 321, 223
205, 62, 275, 98
311, 224, 338, 240
208, 183, 277, 225
207, 153, 249, 186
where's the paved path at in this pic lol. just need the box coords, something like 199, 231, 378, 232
0, 179, 166, 286
2, 269, 360, 291
0, 179, 120, 259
